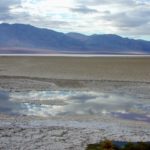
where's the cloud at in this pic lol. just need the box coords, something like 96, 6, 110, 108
77, 0, 136, 6
31, 19, 70, 29
0, 0, 21, 13
102, 10, 150, 28
0, 0, 30, 24
70, 5, 98, 14
77, 0, 104, 6
0, 0, 22, 21
0, 0, 149, 40
0, 0, 21, 8
96, 5, 150, 37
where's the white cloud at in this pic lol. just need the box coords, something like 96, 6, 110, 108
0, 0, 150, 40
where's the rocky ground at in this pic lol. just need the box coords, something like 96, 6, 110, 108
0, 114, 150, 150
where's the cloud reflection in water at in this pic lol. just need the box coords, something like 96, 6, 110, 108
0, 90, 148, 122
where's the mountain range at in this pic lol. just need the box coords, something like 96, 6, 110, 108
0, 23, 150, 54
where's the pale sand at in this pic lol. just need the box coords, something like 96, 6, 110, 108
0, 56, 150, 150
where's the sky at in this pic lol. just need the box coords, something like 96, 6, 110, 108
0, 0, 150, 40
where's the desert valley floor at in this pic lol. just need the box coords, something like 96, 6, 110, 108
0, 56, 150, 150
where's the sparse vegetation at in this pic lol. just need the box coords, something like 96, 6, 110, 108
86, 140, 150, 150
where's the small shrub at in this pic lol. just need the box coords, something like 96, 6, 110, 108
86, 140, 150, 150
86, 140, 118, 150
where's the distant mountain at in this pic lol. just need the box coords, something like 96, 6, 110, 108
66, 32, 89, 41
0, 23, 150, 54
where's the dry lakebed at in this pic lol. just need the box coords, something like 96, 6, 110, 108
0, 56, 150, 150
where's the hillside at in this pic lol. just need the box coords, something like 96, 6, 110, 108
0, 23, 150, 54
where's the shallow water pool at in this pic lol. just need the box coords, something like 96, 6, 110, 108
0, 90, 150, 122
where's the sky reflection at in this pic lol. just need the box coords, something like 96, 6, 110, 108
0, 90, 150, 122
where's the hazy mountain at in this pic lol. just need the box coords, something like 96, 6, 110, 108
66, 32, 89, 41
0, 23, 150, 54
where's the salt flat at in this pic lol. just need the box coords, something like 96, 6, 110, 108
0, 56, 150, 150
0, 56, 150, 81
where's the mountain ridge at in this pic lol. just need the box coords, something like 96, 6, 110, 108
0, 23, 150, 54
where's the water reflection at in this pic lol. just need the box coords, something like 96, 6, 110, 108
0, 91, 20, 115
0, 90, 150, 122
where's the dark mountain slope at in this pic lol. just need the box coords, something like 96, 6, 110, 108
0, 23, 85, 51
0, 23, 150, 54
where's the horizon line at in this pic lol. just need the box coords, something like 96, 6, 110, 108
0, 54, 150, 57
